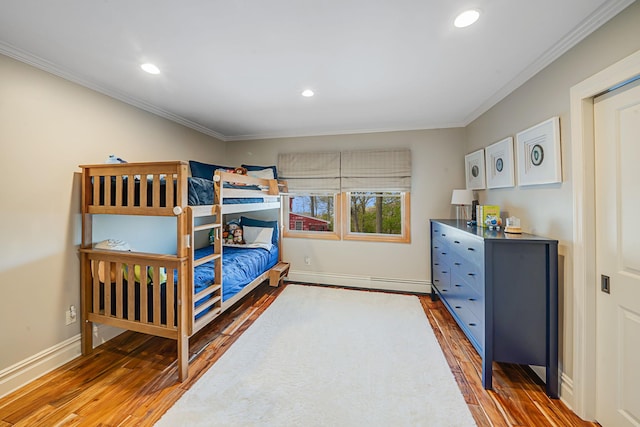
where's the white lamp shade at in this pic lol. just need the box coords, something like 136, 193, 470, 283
451, 189, 474, 205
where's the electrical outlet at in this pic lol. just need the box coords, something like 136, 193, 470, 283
304, 256, 311, 265
65, 305, 77, 325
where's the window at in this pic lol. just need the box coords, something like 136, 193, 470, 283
284, 193, 340, 240
344, 191, 410, 242
279, 149, 410, 243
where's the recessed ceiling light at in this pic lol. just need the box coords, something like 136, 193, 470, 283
454, 9, 480, 28
301, 89, 314, 97
140, 63, 160, 75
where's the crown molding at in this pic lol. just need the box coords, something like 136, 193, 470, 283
223, 122, 465, 141
0, 41, 229, 142
461, 0, 635, 127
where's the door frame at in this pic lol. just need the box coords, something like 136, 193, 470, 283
570, 48, 640, 421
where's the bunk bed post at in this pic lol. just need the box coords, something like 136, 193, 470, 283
80, 167, 94, 355
176, 162, 189, 381
176, 259, 189, 382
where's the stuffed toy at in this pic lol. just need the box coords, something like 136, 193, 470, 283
233, 227, 244, 244
225, 227, 235, 244
232, 166, 247, 175
226, 220, 241, 244
225, 166, 248, 186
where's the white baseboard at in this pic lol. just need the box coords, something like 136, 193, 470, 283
560, 372, 575, 411
0, 323, 124, 399
287, 270, 430, 294
0, 335, 81, 399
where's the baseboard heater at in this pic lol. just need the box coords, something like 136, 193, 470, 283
287, 270, 429, 294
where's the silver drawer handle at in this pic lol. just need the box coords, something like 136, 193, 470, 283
454, 240, 460, 244
468, 298, 476, 302
469, 323, 477, 327
454, 262, 461, 266
467, 247, 475, 251
455, 284, 462, 287
468, 273, 476, 277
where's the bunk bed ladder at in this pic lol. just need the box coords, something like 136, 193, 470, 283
187, 205, 223, 335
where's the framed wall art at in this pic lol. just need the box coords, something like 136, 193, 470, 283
516, 116, 562, 186
484, 137, 515, 189
465, 149, 486, 190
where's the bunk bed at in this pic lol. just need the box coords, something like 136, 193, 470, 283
79, 161, 289, 381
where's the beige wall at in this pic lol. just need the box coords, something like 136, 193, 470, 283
227, 129, 466, 285
0, 54, 226, 372
465, 1, 640, 389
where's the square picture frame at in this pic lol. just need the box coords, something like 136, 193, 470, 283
485, 137, 515, 189
516, 116, 562, 186
465, 149, 486, 190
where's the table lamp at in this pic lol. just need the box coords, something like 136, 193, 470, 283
451, 189, 474, 221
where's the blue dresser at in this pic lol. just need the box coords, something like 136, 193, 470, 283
430, 219, 559, 398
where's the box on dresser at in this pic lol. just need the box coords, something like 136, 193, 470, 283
430, 219, 559, 398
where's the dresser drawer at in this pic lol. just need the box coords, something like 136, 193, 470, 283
432, 267, 451, 293
431, 237, 450, 265
451, 269, 484, 304
460, 307, 484, 350
447, 296, 485, 349
454, 262, 484, 296
465, 291, 484, 321
459, 237, 484, 267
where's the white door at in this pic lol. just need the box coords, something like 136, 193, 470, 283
594, 78, 640, 427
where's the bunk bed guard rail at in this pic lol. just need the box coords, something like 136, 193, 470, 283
80, 161, 189, 216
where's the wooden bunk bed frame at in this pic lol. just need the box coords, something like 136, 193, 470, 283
79, 161, 288, 381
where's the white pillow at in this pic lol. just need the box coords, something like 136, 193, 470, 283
243, 225, 274, 245
246, 168, 274, 180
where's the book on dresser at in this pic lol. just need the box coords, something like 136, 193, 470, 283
429, 219, 559, 398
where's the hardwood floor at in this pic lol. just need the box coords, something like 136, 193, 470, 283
0, 282, 596, 426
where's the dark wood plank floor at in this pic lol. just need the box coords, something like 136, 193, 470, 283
0, 282, 596, 426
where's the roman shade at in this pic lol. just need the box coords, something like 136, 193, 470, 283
278, 151, 341, 193
278, 149, 412, 193
341, 149, 411, 191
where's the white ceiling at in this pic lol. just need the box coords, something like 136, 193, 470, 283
0, 0, 633, 141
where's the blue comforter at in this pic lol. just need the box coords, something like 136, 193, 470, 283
194, 245, 278, 302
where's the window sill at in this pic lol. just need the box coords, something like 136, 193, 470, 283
283, 231, 341, 240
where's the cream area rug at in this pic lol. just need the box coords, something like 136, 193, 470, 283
155, 285, 476, 427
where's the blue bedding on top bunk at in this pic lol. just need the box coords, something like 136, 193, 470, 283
194, 245, 278, 302
187, 177, 264, 205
